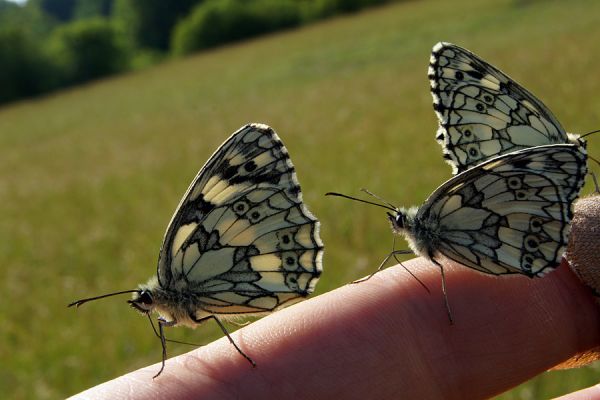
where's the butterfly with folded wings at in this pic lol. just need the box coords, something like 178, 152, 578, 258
70, 123, 323, 377
328, 144, 587, 321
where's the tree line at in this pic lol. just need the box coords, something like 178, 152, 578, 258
0, 0, 400, 105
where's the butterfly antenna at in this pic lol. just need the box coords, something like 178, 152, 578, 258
579, 128, 600, 139
360, 188, 398, 210
68, 289, 141, 307
325, 192, 397, 212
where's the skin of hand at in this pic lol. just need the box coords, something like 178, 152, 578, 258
69, 252, 600, 400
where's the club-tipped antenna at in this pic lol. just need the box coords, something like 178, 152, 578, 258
325, 192, 397, 212
360, 188, 398, 210
68, 289, 141, 307
579, 128, 600, 139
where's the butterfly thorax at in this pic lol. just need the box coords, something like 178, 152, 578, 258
389, 206, 440, 259
567, 133, 586, 148
131, 276, 207, 328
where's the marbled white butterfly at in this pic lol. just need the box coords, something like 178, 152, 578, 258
328, 144, 586, 321
70, 123, 324, 376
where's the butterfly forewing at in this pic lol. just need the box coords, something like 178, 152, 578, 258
157, 123, 323, 315
416, 144, 587, 276
429, 42, 578, 174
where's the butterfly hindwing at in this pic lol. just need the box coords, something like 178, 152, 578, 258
416, 144, 587, 276
428, 42, 580, 174
157, 123, 323, 316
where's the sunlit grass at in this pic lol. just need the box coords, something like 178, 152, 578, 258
1, 0, 600, 398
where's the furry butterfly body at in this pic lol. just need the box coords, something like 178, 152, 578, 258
429, 42, 586, 175
70, 123, 323, 376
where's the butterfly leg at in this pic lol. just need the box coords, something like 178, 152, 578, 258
351, 250, 431, 293
154, 317, 176, 378
430, 257, 454, 325
228, 320, 251, 327
353, 249, 417, 284
591, 171, 600, 194
146, 314, 198, 346
391, 235, 430, 293
191, 314, 257, 368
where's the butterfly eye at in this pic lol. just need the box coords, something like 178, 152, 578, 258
128, 290, 154, 313
463, 129, 472, 138
483, 94, 493, 104
475, 103, 485, 112
455, 71, 464, 80
139, 290, 153, 305
387, 211, 407, 232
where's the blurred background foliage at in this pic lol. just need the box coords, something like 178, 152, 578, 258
2, 0, 600, 399
0, 0, 401, 105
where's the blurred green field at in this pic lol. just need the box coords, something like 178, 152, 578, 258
2, 0, 600, 398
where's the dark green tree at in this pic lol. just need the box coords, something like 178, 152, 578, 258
0, 28, 57, 104
49, 18, 129, 85
113, 0, 203, 51
0, 0, 57, 37
73, 0, 113, 19
31, 0, 77, 22
172, 0, 301, 55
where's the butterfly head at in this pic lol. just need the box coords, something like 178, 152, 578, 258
387, 211, 403, 230
387, 207, 416, 235
128, 289, 155, 315
128, 276, 163, 315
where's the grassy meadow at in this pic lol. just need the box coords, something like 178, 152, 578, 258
2, 0, 600, 398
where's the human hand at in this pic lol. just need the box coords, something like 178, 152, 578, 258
68, 250, 600, 399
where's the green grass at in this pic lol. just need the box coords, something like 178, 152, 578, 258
2, 0, 600, 398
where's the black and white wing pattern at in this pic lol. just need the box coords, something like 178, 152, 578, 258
429, 42, 584, 174
157, 123, 323, 316
403, 144, 587, 277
